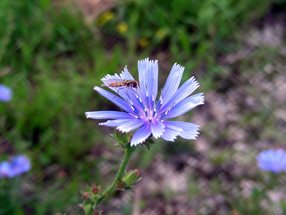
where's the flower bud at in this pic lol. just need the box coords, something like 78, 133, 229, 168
92, 185, 99, 194
81, 192, 90, 200
122, 169, 141, 188
114, 131, 129, 148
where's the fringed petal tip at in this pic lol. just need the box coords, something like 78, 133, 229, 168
190, 130, 200, 140
93, 86, 100, 91
192, 132, 200, 140
138, 58, 158, 65
187, 77, 200, 92
186, 76, 200, 88
85, 112, 92, 119
173, 62, 184, 70
117, 128, 129, 133
130, 139, 144, 146
85, 111, 102, 119
120, 66, 134, 80
200, 94, 205, 105
101, 74, 117, 84
162, 136, 177, 142
151, 59, 158, 64
130, 135, 150, 146
130, 125, 152, 146
138, 58, 149, 64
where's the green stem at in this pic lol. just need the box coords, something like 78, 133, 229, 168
95, 145, 135, 207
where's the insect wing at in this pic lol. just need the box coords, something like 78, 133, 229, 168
102, 79, 125, 88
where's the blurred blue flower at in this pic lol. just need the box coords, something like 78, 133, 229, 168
0, 155, 31, 178
86, 58, 204, 146
257, 149, 286, 173
0, 84, 12, 102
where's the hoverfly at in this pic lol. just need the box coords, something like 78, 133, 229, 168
103, 79, 139, 89
102, 79, 139, 98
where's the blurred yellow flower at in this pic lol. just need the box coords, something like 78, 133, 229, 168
116, 22, 128, 34
155, 28, 168, 40
97, 11, 114, 26
138, 37, 149, 48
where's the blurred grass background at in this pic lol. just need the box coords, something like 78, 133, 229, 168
0, 0, 286, 214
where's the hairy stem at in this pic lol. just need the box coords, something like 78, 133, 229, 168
95, 145, 136, 207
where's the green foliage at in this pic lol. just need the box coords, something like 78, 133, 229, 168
0, 1, 128, 213
122, 169, 141, 188
99, 0, 270, 65
231, 187, 266, 214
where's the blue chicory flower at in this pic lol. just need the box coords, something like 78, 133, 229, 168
0, 155, 31, 178
257, 149, 286, 173
0, 84, 12, 102
86, 58, 204, 146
